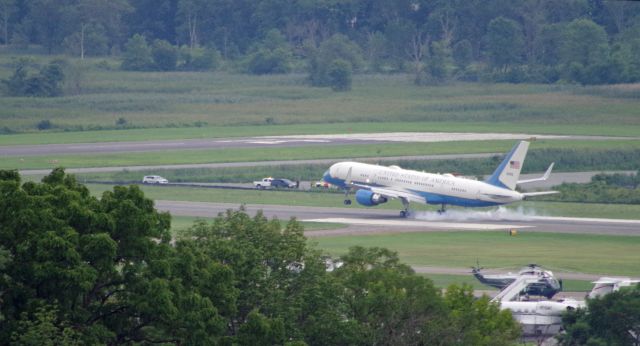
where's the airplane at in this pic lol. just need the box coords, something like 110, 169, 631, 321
322, 140, 557, 216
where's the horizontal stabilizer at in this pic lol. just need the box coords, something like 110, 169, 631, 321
518, 163, 554, 185
522, 191, 559, 198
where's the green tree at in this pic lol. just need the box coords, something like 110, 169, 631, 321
453, 39, 473, 69
444, 284, 521, 345
121, 34, 153, 71
425, 40, 451, 84
327, 59, 351, 92
180, 46, 221, 71
10, 305, 81, 346
308, 34, 363, 87
0, 0, 16, 46
176, 0, 209, 50
484, 16, 524, 70
237, 310, 285, 346
68, 0, 132, 59
246, 29, 292, 74
152, 39, 178, 71
559, 19, 609, 82
0, 169, 226, 344
559, 284, 640, 345
2, 59, 65, 97
27, 0, 76, 54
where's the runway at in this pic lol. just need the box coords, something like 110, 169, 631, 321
3, 132, 633, 156
156, 200, 640, 236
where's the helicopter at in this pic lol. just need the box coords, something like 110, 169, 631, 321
471, 263, 562, 299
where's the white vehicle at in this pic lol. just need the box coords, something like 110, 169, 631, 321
142, 175, 169, 184
323, 140, 557, 217
253, 177, 273, 189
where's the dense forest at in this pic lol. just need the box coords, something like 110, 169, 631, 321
1, 0, 640, 85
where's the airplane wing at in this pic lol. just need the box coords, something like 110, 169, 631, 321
522, 191, 559, 197
351, 182, 425, 204
517, 163, 554, 185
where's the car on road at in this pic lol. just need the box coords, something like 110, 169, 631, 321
271, 178, 296, 188
142, 175, 169, 184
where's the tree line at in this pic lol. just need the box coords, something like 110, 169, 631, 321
1, 0, 640, 86
1, 168, 523, 345
545, 170, 640, 205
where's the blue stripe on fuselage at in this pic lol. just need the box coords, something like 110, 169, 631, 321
412, 190, 502, 207
322, 171, 503, 208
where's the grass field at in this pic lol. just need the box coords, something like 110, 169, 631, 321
1, 55, 640, 142
83, 183, 640, 220
6, 138, 640, 170
311, 231, 640, 276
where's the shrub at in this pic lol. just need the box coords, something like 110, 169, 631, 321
152, 39, 178, 71
36, 119, 53, 130
328, 59, 352, 91
121, 34, 153, 71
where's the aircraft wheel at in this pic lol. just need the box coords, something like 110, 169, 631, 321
400, 210, 409, 218
343, 199, 352, 205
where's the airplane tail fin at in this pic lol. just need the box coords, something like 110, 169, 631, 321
485, 141, 529, 190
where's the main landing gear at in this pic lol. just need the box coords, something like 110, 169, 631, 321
437, 204, 447, 214
399, 198, 411, 218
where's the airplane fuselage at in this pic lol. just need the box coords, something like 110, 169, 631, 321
324, 161, 524, 208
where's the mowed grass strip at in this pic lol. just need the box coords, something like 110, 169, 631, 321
170, 215, 344, 233
7, 139, 640, 170
2, 121, 639, 146
311, 231, 640, 276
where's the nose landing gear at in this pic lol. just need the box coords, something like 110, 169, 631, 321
343, 188, 352, 205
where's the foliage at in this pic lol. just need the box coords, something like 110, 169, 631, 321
1, 170, 523, 345
558, 284, 640, 346
152, 39, 178, 71
1, 1, 640, 84
484, 16, 524, 70
544, 170, 640, 205
121, 34, 153, 71
180, 46, 221, 71
327, 59, 351, 92
246, 29, 292, 75
2, 58, 65, 97
308, 34, 363, 87
444, 285, 521, 345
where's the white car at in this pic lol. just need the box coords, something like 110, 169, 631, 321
142, 175, 169, 184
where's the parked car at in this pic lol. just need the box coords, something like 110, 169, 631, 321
271, 178, 296, 188
142, 175, 169, 184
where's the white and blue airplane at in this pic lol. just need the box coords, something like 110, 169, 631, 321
322, 140, 557, 217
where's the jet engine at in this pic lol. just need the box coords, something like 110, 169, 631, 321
355, 190, 388, 206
